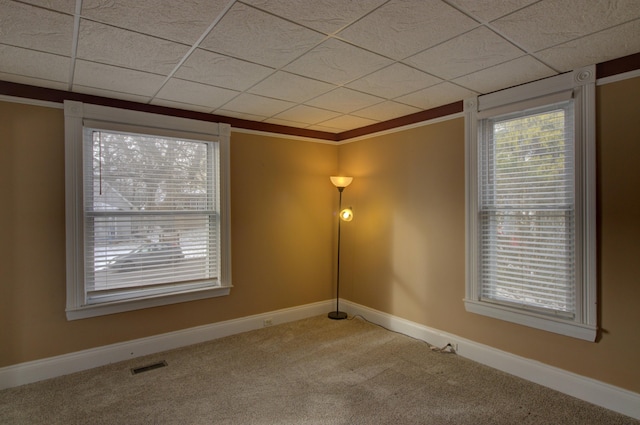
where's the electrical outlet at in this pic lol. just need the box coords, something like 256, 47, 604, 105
263, 318, 273, 327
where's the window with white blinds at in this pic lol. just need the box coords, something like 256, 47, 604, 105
84, 129, 219, 305
64, 101, 231, 320
464, 66, 597, 341
479, 102, 575, 315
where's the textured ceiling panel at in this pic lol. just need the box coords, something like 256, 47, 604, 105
447, 0, 539, 22
353, 100, 422, 121
243, 0, 388, 34
199, 3, 325, 68
346, 63, 442, 99
273, 104, 342, 125
284, 38, 393, 85
338, 0, 478, 60
248, 71, 335, 103
453, 56, 556, 93
319, 114, 379, 131
0, 44, 70, 83
491, 0, 640, 52
306, 88, 385, 114
219, 92, 295, 117
77, 20, 190, 75
72, 60, 166, 97
396, 81, 477, 110
536, 19, 640, 72
404, 27, 524, 80
0, 1, 73, 56
1, 0, 639, 134
175, 48, 274, 92
81, 0, 229, 45
155, 78, 239, 109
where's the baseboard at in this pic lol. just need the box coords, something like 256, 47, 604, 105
0, 300, 333, 390
340, 300, 640, 421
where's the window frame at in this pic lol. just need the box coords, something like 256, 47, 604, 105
464, 66, 597, 341
64, 101, 232, 320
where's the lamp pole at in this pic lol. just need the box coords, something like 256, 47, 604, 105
329, 186, 348, 320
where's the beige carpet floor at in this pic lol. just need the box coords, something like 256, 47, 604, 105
0, 315, 637, 424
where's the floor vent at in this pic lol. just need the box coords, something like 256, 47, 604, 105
131, 360, 168, 375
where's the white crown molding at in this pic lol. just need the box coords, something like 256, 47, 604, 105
340, 300, 640, 421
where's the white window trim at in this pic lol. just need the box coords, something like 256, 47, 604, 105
64, 101, 232, 320
464, 66, 597, 341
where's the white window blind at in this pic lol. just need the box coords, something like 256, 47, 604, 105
478, 102, 575, 316
84, 129, 220, 304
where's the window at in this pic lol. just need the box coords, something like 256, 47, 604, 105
64, 101, 231, 320
464, 66, 596, 341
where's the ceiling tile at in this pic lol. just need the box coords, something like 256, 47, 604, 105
338, 0, 478, 60
263, 117, 309, 129
404, 27, 523, 80
248, 71, 335, 103
273, 105, 341, 125
149, 98, 215, 113
19, 0, 76, 14
199, 3, 325, 68
453, 56, 556, 94
215, 109, 268, 122
0, 72, 69, 91
352, 101, 422, 121
491, 0, 640, 52
77, 20, 189, 75
155, 78, 240, 110
81, 0, 229, 44
306, 88, 384, 114
220, 93, 295, 117
0, 44, 70, 83
0, 1, 73, 56
284, 38, 393, 85
242, 0, 387, 34
346, 63, 442, 99
396, 82, 477, 110
306, 123, 343, 133
447, 0, 539, 22
535, 19, 640, 72
72, 85, 153, 104
175, 49, 274, 91
318, 114, 378, 131
73, 60, 166, 97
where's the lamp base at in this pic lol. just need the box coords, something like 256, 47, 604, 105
328, 311, 348, 320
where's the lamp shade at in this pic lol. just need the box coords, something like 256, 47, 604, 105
340, 208, 354, 222
330, 176, 353, 188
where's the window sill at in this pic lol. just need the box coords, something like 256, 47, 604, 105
464, 299, 596, 341
66, 285, 232, 320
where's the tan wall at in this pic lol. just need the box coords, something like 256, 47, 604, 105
337, 76, 640, 393
0, 102, 337, 366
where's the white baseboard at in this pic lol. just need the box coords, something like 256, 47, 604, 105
0, 300, 333, 390
340, 300, 640, 421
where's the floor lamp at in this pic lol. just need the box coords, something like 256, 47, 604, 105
329, 176, 354, 320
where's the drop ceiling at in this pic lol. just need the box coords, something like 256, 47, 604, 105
1, 0, 639, 134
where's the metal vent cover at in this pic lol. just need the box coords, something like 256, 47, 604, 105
131, 360, 168, 375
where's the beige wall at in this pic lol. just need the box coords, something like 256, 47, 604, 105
338, 76, 640, 393
0, 102, 337, 366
